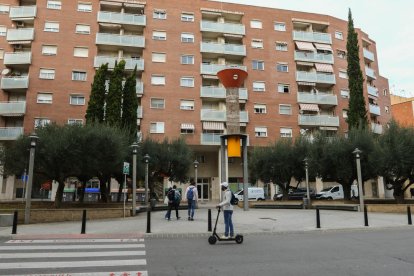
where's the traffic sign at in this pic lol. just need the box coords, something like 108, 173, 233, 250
123, 162, 130, 175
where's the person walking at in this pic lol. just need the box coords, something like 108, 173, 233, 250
216, 182, 234, 239
184, 181, 198, 221
166, 185, 181, 220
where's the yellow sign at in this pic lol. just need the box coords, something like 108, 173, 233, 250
227, 136, 241, 157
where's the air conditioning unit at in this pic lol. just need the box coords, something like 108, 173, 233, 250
14, 44, 22, 50
16, 21, 25, 28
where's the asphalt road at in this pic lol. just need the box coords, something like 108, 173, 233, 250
146, 228, 414, 276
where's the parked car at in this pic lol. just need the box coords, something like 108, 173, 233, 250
288, 188, 316, 200
234, 187, 265, 201
273, 193, 283, 201
315, 185, 344, 200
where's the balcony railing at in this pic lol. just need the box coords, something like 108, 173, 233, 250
137, 106, 143, 118
367, 85, 379, 97
0, 127, 24, 140
294, 51, 334, 64
297, 92, 338, 105
6, 28, 35, 42
200, 42, 246, 56
94, 56, 144, 71
240, 111, 249, 123
96, 33, 145, 48
4, 52, 32, 65
298, 115, 339, 127
97, 11, 146, 26
363, 48, 375, 62
200, 20, 245, 35
369, 104, 381, 116
1, 76, 29, 90
201, 133, 222, 145
371, 123, 383, 134
292, 30, 332, 44
0, 101, 26, 116
136, 81, 143, 95
365, 67, 376, 80
296, 71, 336, 84
200, 110, 248, 122
200, 64, 247, 75
9, 6, 37, 19
200, 87, 248, 101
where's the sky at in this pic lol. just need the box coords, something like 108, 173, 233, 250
212, 0, 414, 97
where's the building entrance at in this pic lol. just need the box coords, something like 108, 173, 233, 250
196, 178, 210, 200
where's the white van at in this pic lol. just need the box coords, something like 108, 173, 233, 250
234, 187, 265, 201
316, 185, 344, 200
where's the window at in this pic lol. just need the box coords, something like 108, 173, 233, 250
152, 52, 166, 63
34, 118, 51, 128
278, 83, 290, 93
251, 39, 263, 49
42, 45, 57, 56
253, 81, 265, 92
181, 55, 194, 65
0, 5, 10, 13
339, 70, 348, 79
153, 10, 166, 19
277, 63, 288, 72
153, 31, 166, 40
279, 104, 292, 115
47, 0, 61, 10
0, 26, 6, 36
181, 33, 194, 43
78, 2, 92, 12
70, 95, 85, 105
385, 106, 390, 113
255, 127, 268, 137
44, 22, 59, 32
180, 77, 194, 87
254, 104, 266, 114
340, 89, 350, 99
274, 22, 286, 31
37, 93, 53, 104
39, 68, 55, 79
180, 100, 194, 110
280, 128, 292, 138
181, 13, 194, 22
75, 24, 90, 34
335, 31, 343, 40
151, 75, 165, 85
150, 98, 165, 109
68, 119, 83, 125
337, 50, 346, 59
150, 122, 165, 134
250, 20, 262, 29
276, 42, 288, 51
73, 47, 88, 57
383, 89, 388, 96
342, 109, 348, 118
0, 49, 3, 59
252, 60, 264, 70
72, 71, 87, 81
181, 123, 194, 134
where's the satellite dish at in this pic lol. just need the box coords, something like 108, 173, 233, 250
1, 69, 10, 76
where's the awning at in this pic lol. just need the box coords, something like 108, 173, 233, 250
297, 81, 316, 86
181, 123, 195, 130
296, 61, 314, 66
276, 41, 288, 45
300, 104, 319, 112
314, 43, 333, 52
201, 74, 218, 79
223, 33, 243, 39
9, 40, 31, 44
315, 63, 334, 73
295, 41, 315, 51
203, 121, 225, 130
320, 126, 338, 131
100, 1, 122, 6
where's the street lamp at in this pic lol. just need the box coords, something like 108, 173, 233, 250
131, 142, 138, 217
353, 148, 364, 212
25, 133, 38, 224
143, 154, 150, 233
193, 159, 199, 184
304, 158, 311, 209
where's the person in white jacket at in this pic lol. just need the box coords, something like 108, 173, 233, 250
217, 182, 234, 239
184, 181, 198, 221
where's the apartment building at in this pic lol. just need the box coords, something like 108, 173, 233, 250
391, 94, 414, 127
0, 0, 391, 200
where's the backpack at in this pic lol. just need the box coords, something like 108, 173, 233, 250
187, 187, 194, 200
174, 190, 181, 203
167, 189, 175, 202
230, 191, 238, 205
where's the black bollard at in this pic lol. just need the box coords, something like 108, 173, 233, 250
81, 209, 86, 234
146, 209, 151, 233
364, 205, 369, 227
316, 208, 321, 229
208, 209, 212, 232
408, 206, 412, 225
12, 210, 18, 235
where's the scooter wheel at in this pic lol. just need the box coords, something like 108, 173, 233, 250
208, 235, 217, 245
235, 235, 243, 244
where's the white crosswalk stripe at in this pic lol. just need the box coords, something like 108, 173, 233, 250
0, 238, 148, 276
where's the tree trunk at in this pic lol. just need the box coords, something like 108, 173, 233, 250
53, 179, 65, 208
342, 180, 353, 201
99, 175, 110, 203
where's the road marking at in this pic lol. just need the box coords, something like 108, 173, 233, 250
0, 250, 146, 258
11, 271, 149, 276
0, 244, 144, 250
0, 259, 147, 269
7, 238, 143, 243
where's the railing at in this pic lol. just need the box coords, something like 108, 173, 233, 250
297, 93, 338, 105
363, 48, 375, 62
365, 67, 376, 79
6, 28, 35, 41
4, 52, 32, 65
298, 115, 339, 127
1, 76, 29, 89
201, 133, 222, 145
137, 106, 143, 118
136, 81, 144, 95
371, 123, 383, 134
200, 110, 226, 121
200, 42, 246, 56
0, 127, 24, 140
200, 20, 245, 35
0, 101, 26, 115
200, 64, 247, 75
369, 104, 381, 116
200, 87, 248, 100
294, 51, 334, 64
96, 33, 145, 48
9, 5, 37, 19
367, 85, 379, 97
292, 30, 332, 44
94, 56, 144, 71
296, 71, 336, 84
97, 11, 146, 26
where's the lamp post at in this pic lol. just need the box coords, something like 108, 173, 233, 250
304, 158, 311, 209
193, 159, 199, 193
143, 154, 150, 233
131, 142, 138, 216
25, 133, 38, 224
353, 148, 364, 212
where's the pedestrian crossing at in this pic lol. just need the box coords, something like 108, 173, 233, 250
0, 238, 148, 276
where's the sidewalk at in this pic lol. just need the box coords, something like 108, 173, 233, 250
0, 205, 411, 239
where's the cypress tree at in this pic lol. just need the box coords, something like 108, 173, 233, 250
346, 8, 368, 130
85, 63, 108, 125
106, 60, 125, 128
121, 67, 138, 137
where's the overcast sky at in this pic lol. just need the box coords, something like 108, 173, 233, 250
212, 0, 414, 97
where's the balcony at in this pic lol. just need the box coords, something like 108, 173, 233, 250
240, 111, 249, 123
200, 87, 248, 101
6, 28, 35, 42
292, 31, 332, 44
94, 56, 144, 71
200, 20, 245, 35
298, 115, 339, 127
294, 51, 334, 64
201, 133, 222, 145
363, 48, 375, 62
369, 104, 381, 116
136, 81, 144, 95
297, 92, 338, 106
365, 67, 376, 80
9, 6, 37, 20
137, 106, 143, 119
201, 64, 247, 75
200, 110, 248, 122
296, 71, 336, 85
367, 85, 379, 97
0, 127, 24, 140
97, 11, 146, 26
371, 123, 383, 134
1, 76, 29, 90
4, 52, 32, 66
96, 33, 145, 48
0, 102, 26, 116
200, 42, 246, 56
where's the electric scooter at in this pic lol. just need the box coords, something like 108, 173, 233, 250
208, 207, 243, 245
